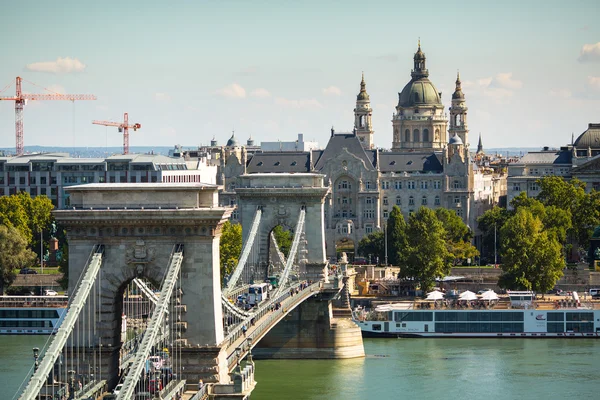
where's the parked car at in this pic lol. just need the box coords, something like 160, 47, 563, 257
477, 288, 493, 295
44, 289, 58, 296
19, 268, 38, 275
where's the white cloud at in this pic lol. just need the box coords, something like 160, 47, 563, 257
578, 42, 600, 63
45, 84, 66, 94
275, 97, 322, 109
588, 76, 600, 90
489, 73, 522, 90
549, 89, 572, 98
322, 86, 342, 96
250, 88, 271, 98
25, 57, 86, 74
154, 92, 171, 102
216, 83, 246, 99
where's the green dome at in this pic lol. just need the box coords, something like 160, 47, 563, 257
398, 78, 442, 108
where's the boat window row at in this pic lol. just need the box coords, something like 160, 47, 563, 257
393, 311, 433, 322
434, 312, 524, 322
435, 322, 524, 333
0, 320, 53, 328
547, 312, 564, 321
547, 321, 594, 333
0, 309, 60, 319
566, 312, 594, 322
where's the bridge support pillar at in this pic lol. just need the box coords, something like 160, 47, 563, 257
180, 346, 230, 385
252, 291, 364, 359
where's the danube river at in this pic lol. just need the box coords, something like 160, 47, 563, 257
3, 336, 600, 399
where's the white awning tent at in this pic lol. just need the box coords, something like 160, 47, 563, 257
480, 290, 499, 300
426, 290, 445, 301
459, 290, 478, 301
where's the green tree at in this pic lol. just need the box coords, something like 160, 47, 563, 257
511, 192, 571, 245
498, 208, 565, 292
272, 225, 293, 258
386, 205, 408, 266
435, 208, 478, 264
537, 176, 600, 250
477, 206, 511, 264
357, 231, 384, 263
219, 221, 242, 280
401, 207, 452, 293
0, 194, 32, 243
0, 224, 37, 294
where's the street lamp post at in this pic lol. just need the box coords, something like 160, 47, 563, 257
384, 221, 388, 266
32, 347, 39, 372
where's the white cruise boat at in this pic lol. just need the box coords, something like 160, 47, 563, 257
0, 295, 68, 335
353, 291, 600, 338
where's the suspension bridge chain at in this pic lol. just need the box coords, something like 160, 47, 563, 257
223, 207, 262, 297
133, 278, 159, 306
18, 245, 105, 400
274, 207, 306, 297
117, 245, 184, 400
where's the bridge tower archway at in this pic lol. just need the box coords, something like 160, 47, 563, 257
236, 173, 331, 282
54, 183, 232, 386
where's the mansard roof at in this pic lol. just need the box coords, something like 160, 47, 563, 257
313, 133, 377, 171
515, 150, 572, 165
246, 152, 311, 173
378, 152, 443, 173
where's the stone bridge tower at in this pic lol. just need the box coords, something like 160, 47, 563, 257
236, 173, 331, 281
54, 183, 232, 385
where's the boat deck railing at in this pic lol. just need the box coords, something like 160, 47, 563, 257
0, 296, 68, 308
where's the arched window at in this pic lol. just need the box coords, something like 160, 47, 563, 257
413, 129, 420, 142
422, 196, 428, 206
383, 196, 389, 205
396, 196, 401, 206
360, 115, 365, 128
434, 195, 440, 206
423, 128, 429, 142
405, 129, 410, 142
453, 180, 461, 189
409, 196, 415, 206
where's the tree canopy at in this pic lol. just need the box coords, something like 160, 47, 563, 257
272, 225, 293, 258
357, 230, 384, 263
498, 207, 564, 292
219, 221, 242, 280
401, 207, 453, 292
386, 206, 408, 266
0, 224, 37, 294
435, 208, 478, 264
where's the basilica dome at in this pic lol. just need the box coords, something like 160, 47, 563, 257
226, 134, 240, 147
573, 123, 600, 148
398, 78, 442, 107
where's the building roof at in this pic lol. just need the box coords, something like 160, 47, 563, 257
378, 152, 443, 173
313, 133, 376, 171
573, 123, 600, 148
246, 152, 311, 173
515, 150, 572, 165
449, 134, 463, 145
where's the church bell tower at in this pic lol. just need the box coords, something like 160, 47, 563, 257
449, 71, 469, 145
354, 73, 374, 149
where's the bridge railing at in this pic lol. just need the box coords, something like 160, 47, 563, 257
224, 281, 321, 370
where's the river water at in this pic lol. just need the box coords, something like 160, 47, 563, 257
3, 336, 600, 400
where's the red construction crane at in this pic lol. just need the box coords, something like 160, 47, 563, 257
0, 76, 96, 156
92, 112, 141, 155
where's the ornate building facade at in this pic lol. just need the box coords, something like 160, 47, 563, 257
208, 45, 506, 259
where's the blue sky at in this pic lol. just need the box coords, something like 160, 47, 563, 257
0, 0, 599, 151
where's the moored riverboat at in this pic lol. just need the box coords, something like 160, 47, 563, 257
0, 295, 68, 335
353, 291, 600, 338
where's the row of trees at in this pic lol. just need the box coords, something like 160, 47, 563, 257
478, 176, 600, 292
358, 206, 478, 292
0, 192, 57, 293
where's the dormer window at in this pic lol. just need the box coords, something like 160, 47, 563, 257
257, 161, 263, 166
390, 160, 396, 166
274, 161, 280, 166
291, 161, 297, 166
